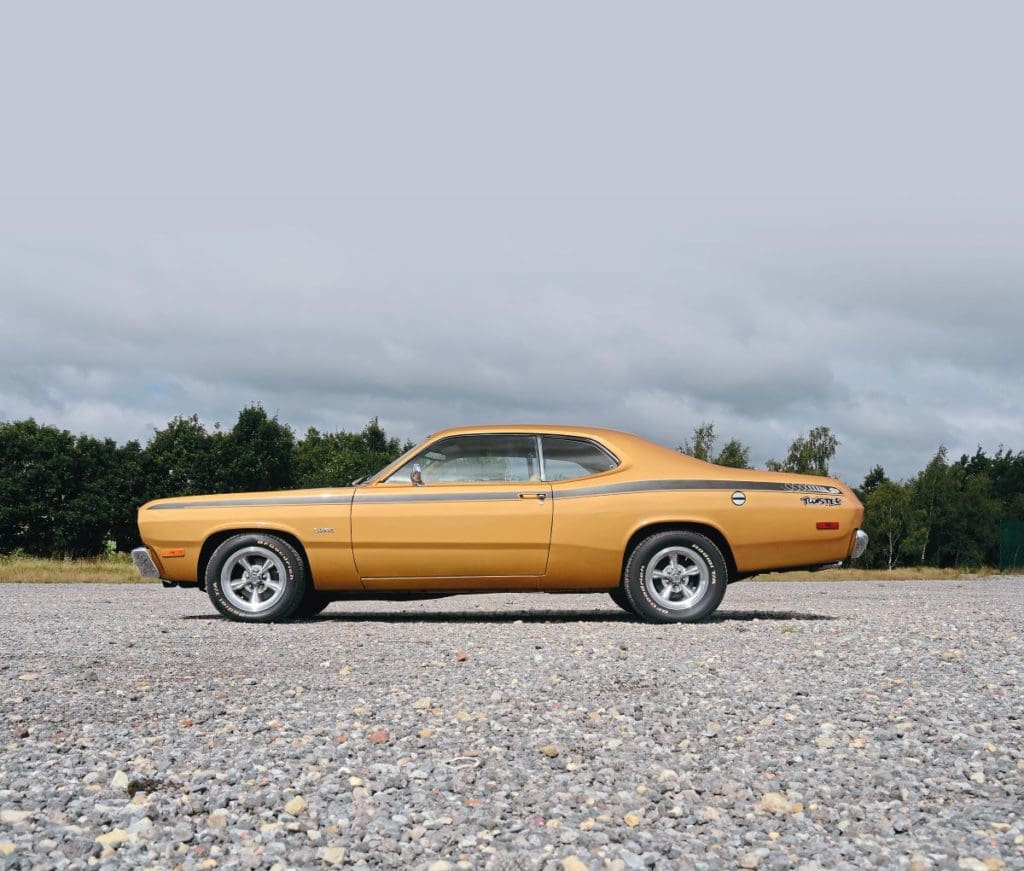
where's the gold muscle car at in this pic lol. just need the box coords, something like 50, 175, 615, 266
133, 425, 867, 623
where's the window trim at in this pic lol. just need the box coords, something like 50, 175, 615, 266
382, 433, 543, 485
538, 435, 620, 483
375, 431, 621, 486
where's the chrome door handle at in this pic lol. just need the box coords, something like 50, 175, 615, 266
518, 492, 547, 501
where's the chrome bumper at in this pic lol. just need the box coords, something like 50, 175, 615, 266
131, 547, 161, 580
851, 529, 869, 560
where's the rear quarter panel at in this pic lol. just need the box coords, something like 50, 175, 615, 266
545, 483, 863, 588
543, 435, 863, 588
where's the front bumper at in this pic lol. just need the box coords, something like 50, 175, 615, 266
131, 547, 160, 578
851, 529, 869, 560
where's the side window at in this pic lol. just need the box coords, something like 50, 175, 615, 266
384, 435, 540, 484
542, 436, 618, 482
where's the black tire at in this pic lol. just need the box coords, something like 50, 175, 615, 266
608, 587, 635, 614
623, 530, 728, 623
292, 590, 333, 619
206, 533, 307, 623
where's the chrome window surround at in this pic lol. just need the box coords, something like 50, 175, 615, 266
382, 433, 541, 485
537, 435, 620, 483
376, 432, 621, 486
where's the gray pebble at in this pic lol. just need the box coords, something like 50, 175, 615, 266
0, 579, 1020, 869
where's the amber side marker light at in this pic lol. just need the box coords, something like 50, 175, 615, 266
160, 548, 186, 558
816, 522, 840, 531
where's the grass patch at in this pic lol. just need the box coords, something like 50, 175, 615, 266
753, 566, 1002, 582
0, 553, 145, 584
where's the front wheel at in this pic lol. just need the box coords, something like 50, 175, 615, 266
206, 533, 307, 622
608, 587, 635, 614
292, 590, 333, 619
623, 530, 728, 623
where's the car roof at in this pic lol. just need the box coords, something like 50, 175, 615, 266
423, 424, 691, 468
428, 423, 633, 439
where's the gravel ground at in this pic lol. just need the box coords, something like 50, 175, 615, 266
0, 579, 1021, 871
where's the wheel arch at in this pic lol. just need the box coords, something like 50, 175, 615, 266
198, 528, 313, 591
621, 521, 738, 583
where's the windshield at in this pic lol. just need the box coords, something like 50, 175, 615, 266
384, 434, 539, 484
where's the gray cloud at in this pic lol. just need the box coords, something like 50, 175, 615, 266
2, 3, 1022, 486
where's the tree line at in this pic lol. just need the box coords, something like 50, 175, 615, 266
0, 406, 410, 557
1, 409, 1021, 567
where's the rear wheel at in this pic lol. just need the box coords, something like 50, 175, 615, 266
206, 533, 306, 622
623, 530, 728, 623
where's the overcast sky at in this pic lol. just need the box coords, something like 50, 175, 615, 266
2, 2, 1022, 484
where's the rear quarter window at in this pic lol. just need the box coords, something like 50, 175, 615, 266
542, 436, 618, 482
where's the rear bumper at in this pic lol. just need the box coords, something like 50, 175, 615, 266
851, 529, 869, 559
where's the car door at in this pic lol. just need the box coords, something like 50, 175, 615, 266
351, 433, 553, 588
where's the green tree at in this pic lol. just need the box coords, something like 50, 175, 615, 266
862, 480, 910, 570
902, 447, 956, 565
293, 418, 409, 488
292, 426, 337, 488
970, 447, 1024, 560
219, 404, 295, 492
292, 427, 374, 488
358, 418, 411, 479
143, 414, 224, 498
928, 454, 1001, 568
989, 447, 1024, 519
54, 434, 122, 556
714, 438, 752, 469
766, 426, 839, 476
0, 421, 134, 557
0, 420, 77, 555
680, 422, 716, 461
678, 422, 752, 469
856, 465, 888, 503
108, 440, 147, 551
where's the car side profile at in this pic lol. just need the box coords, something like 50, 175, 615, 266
133, 424, 867, 623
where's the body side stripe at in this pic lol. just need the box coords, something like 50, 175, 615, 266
147, 479, 839, 509
147, 494, 354, 510
555, 479, 840, 498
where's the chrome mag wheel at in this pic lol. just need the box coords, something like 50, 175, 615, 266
643, 545, 710, 610
220, 545, 288, 613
